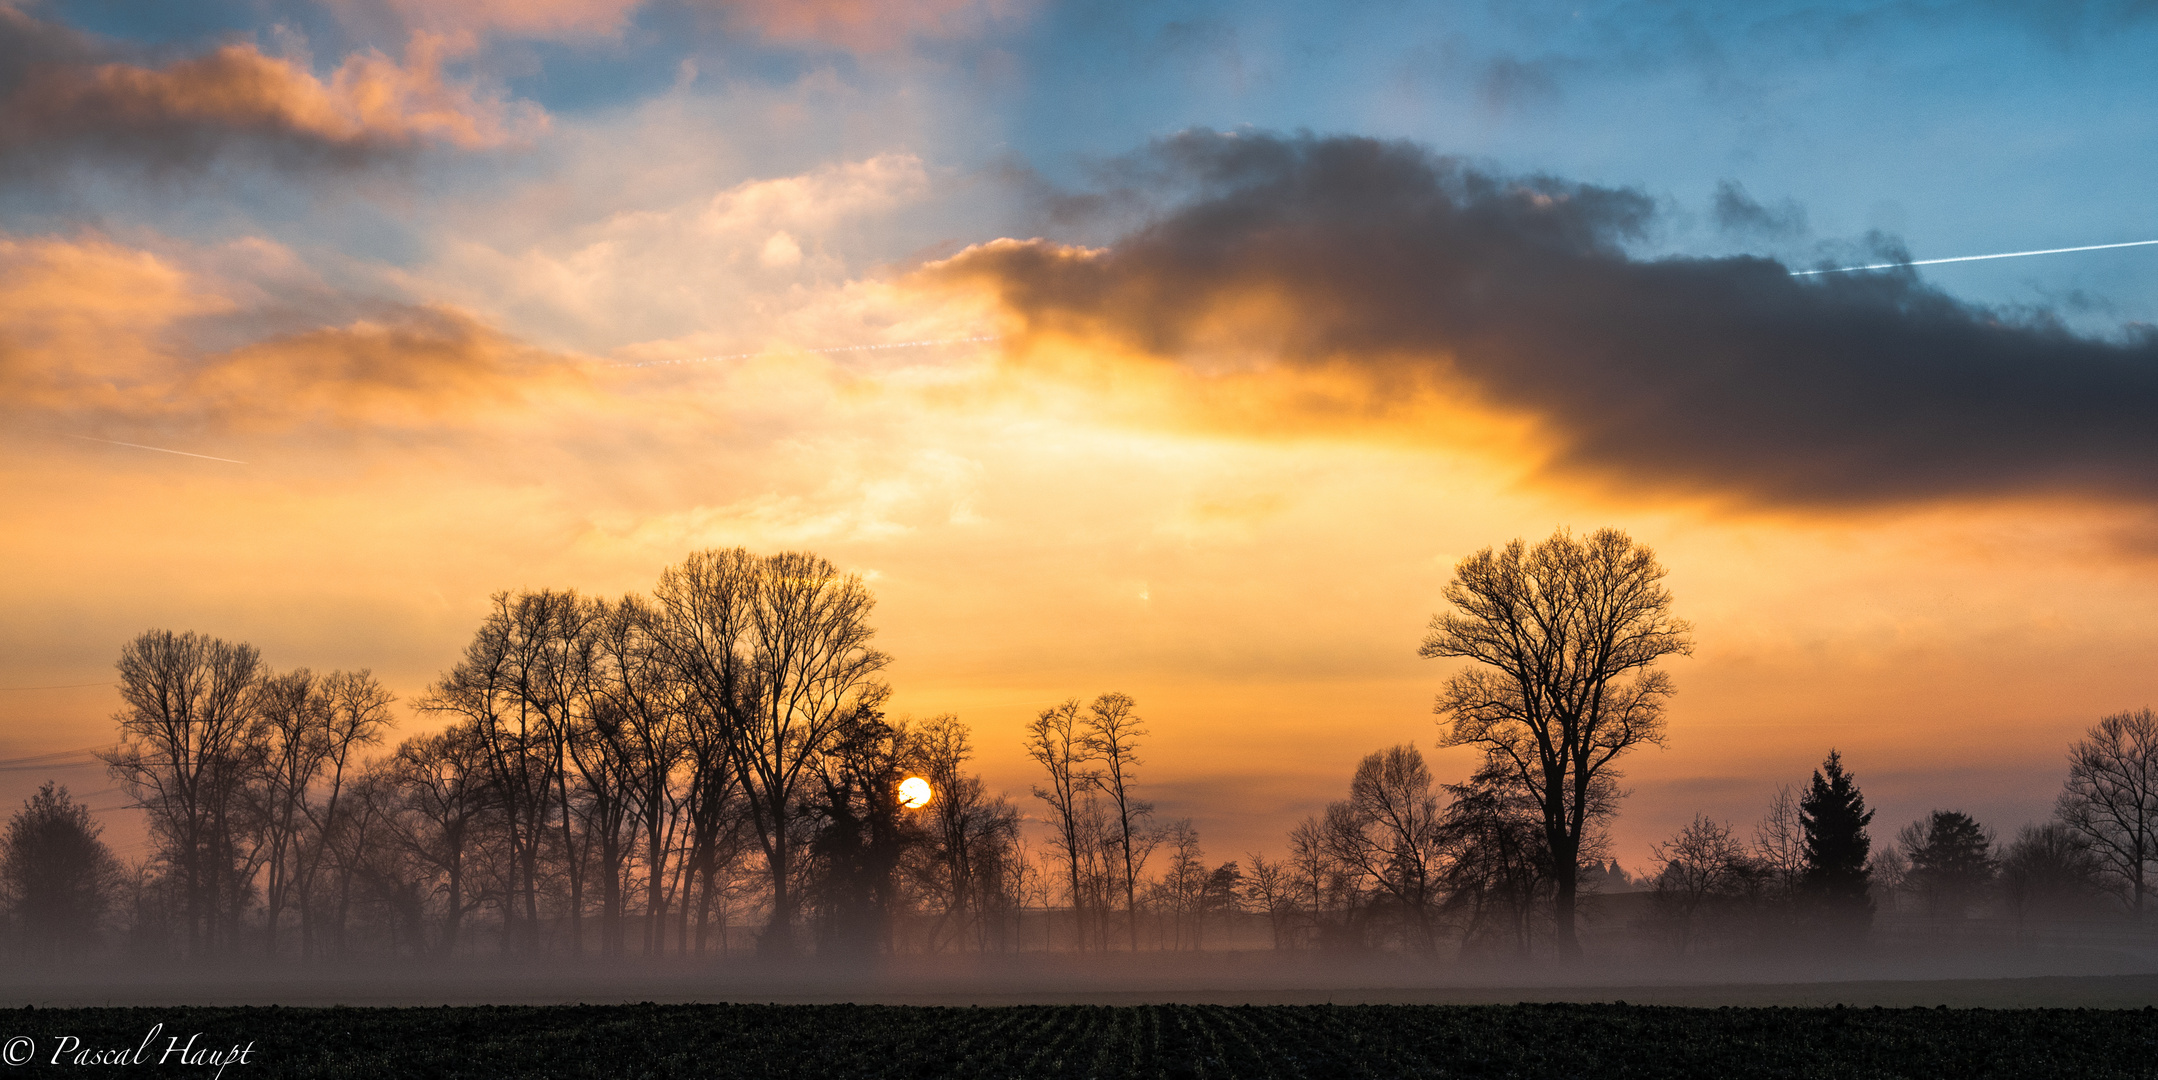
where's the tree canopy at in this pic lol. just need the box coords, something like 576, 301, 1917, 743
1421, 527, 1692, 958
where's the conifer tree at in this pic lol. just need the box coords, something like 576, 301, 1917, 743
1799, 750, 1875, 935
1901, 810, 1996, 923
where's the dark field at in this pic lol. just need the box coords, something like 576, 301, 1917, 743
5, 1001, 2158, 1079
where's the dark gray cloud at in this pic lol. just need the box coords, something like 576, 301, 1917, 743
942, 131, 2158, 507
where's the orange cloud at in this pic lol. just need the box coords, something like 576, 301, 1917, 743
0, 235, 226, 411
192, 307, 585, 430
0, 30, 545, 169
0, 231, 583, 439
723, 0, 1020, 52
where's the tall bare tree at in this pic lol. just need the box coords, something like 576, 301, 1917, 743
1243, 852, 1297, 949
2058, 707, 2158, 917
294, 670, 393, 957
1420, 527, 1692, 958
378, 722, 494, 955
1083, 692, 1151, 950
653, 548, 889, 955
420, 594, 566, 953
1024, 699, 1093, 951
1154, 819, 1205, 950
1321, 744, 1447, 951
1286, 814, 1334, 946
104, 629, 263, 956
589, 595, 690, 956
250, 668, 330, 958
914, 714, 1020, 952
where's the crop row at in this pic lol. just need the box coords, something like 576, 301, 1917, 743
3, 1001, 2156, 1078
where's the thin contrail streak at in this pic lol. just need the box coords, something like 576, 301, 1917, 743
67, 435, 247, 464
1791, 239, 2158, 276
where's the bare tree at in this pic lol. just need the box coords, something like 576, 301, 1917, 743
1321, 744, 1447, 951
643, 567, 754, 956
1082, 692, 1151, 951
104, 629, 263, 956
1752, 784, 1805, 899
804, 710, 920, 956
419, 595, 565, 954
249, 668, 330, 959
1420, 527, 1693, 958
378, 722, 494, 955
480, 590, 602, 957
1024, 699, 1094, 951
913, 714, 1020, 952
295, 670, 393, 957
1649, 814, 1754, 955
1244, 852, 1297, 949
589, 595, 689, 957
1865, 846, 1909, 912
1999, 822, 2106, 931
653, 548, 889, 955
1286, 815, 1336, 947
2058, 707, 2158, 917
1155, 818, 1205, 949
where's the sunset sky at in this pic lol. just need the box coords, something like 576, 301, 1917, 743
4, 0, 2157, 873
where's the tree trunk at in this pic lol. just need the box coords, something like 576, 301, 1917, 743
1551, 861, 1581, 959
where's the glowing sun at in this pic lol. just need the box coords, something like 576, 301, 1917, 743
898, 776, 933, 809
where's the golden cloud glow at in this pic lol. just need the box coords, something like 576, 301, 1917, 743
2, 35, 545, 155
5, 212, 2157, 872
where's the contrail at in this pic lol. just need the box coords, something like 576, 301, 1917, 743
67, 434, 247, 464
1792, 239, 2158, 276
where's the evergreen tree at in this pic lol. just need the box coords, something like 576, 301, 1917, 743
1798, 750, 1875, 936
1901, 810, 1996, 923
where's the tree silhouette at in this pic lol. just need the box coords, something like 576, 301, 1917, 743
1998, 822, 2105, 929
651, 549, 891, 956
2057, 707, 2158, 917
1798, 750, 1874, 937
1422, 527, 1692, 959
1650, 814, 1754, 956
1, 782, 121, 959
1901, 810, 1995, 925
103, 628, 262, 956
1082, 693, 1152, 952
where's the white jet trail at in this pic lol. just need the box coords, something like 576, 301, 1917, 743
67, 434, 247, 464
1791, 239, 2158, 276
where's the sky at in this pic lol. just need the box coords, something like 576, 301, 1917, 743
2, 0, 2157, 873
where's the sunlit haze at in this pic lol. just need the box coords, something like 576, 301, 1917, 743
5, 0, 2157, 886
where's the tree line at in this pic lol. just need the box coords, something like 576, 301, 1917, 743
5, 550, 1039, 961
1634, 709, 2158, 955
5, 532, 2158, 963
